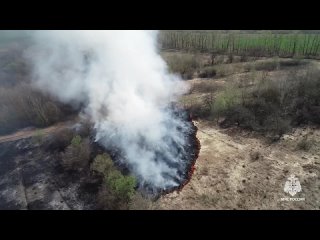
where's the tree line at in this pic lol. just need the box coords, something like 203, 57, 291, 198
159, 31, 320, 59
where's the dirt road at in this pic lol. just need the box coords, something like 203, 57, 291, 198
0, 118, 78, 144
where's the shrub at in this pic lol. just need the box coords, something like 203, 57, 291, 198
106, 170, 137, 203
43, 128, 74, 152
96, 187, 120, 210
180, 94, 210, 119
222, 105, 256, 130
289, 66, 320, 125
61, 135, 91, 170
91, 153, 138, 210
279, 59, 307, 68
188, 101, 211, 119
297, 136, 314, 151
165, 54, 201, 79
71, 135, 82, 146
198, 66, 217, 78
91, 153, 114, 175
214, 64, 229, 77
253, 59, 279, 71
192, 81, 218, 93
227, 53, 234, 64
255, 79, 281, 105
212, 86, 240, 118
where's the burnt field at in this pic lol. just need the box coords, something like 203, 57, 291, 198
0, 128, 102, 210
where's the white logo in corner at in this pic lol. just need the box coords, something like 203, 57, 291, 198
284, 175, 302, 197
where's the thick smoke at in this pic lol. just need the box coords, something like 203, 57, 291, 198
28, 30, 192, 191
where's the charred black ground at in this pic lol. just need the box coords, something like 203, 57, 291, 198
0, 105, 200, 209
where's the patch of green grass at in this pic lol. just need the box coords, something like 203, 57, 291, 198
71, 135, 82, 146
33, 129, 44, 145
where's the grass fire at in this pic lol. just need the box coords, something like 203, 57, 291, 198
0, 30, 320, 210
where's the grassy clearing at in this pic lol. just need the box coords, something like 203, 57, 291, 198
164, 48, 320, 139
163, 51, 309, 81
181, 61, 320, 139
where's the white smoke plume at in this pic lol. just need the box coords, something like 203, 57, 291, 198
28, 30, 191, 191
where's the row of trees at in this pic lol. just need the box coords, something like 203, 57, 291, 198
159, 31, 320, 58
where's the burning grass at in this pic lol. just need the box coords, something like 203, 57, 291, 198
92, 107, 201, 198
140, 108, 200, 197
